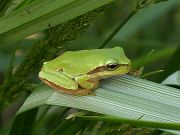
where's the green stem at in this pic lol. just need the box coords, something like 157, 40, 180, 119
140, 70, 164, 78
77, 115, 180, 130
99, 10, 136, 49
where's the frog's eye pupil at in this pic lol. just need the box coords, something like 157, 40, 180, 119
107, 63, 118, 71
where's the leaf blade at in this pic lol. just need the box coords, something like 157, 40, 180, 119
18, 75, 180, 134
0, 0, 113, 44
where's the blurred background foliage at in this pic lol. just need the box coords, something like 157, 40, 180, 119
0, 0, 179, 135
1, 0, 179, 80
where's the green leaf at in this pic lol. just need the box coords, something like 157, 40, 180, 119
162, 71, 180, 87
0, 0, 13, 16
9, 109, 38, 135
132, 46, 176, 68
0, 0, 113, 44
18, 75, 180, 134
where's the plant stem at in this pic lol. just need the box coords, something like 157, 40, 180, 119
99, 10, 136, 49
77, 115, 180, 130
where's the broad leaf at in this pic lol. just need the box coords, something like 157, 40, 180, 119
18, 75, 180, 134
162, 71, 180, 87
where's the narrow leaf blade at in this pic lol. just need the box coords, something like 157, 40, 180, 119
0, 0, 113, 44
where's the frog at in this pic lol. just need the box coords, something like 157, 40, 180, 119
38, 47, 131, 95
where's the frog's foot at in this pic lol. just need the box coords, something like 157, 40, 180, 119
40, 78, 95, 96
65, 88, 95, 96
57, 87, 95, 96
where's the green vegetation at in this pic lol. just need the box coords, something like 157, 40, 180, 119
0, 0, 179, 135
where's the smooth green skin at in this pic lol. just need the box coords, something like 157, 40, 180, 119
38, 47, 131, 95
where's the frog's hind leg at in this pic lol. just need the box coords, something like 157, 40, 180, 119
39, 71, 78, 91
40, 78, 93, 96
39, 71, 96, 96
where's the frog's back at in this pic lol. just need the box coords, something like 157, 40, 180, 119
45, 47, 125, 77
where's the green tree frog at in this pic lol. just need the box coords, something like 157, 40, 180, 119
38, 47, 131, 95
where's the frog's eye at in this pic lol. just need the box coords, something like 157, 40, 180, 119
107, 63, 119, 71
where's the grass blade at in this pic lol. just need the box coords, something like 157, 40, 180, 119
0, 0, 113, 44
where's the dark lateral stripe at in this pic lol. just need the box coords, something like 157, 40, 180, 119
87, 64, 129, 75
87, 66, 107, 75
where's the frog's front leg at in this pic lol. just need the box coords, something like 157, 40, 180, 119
75, 75, 99, 95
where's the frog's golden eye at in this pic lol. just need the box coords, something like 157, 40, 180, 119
107, 63, 119, 71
